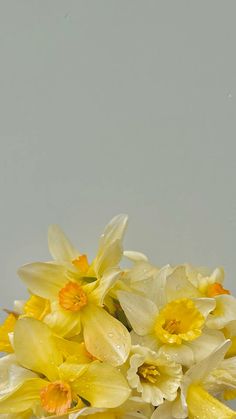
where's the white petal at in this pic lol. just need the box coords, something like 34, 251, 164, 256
159, 344, 194, 368
118, 291, 157, 335
183, 340, 231, 394
91, 268, 121, 305
165, 266, 200, 302
188, 329, 226, 364
207, 295, 236, 329
193, 298, 216, 318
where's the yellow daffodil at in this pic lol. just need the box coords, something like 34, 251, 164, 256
126, 345, 182, 405
17, 215, 131, 366
47, 214, 128, 279
118, 265, 225, 367
0, 318, 131, 417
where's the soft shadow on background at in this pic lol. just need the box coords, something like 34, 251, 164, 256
0, 1, 235, 320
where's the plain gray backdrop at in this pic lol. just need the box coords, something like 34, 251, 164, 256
0, 1, 236, 312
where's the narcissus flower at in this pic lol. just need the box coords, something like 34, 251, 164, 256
118, 265, 224, 367
126, 345, 182, 405
17, 216, 131, 366
0, 214, 235, 418
0, 318, 131, 417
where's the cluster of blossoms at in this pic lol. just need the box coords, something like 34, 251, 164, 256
0, 215, 236, 419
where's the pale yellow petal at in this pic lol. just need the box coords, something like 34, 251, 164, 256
184, 340, 231, 390
73, 360, 131, 408
82, 305, 131, 366
187, 384, 236, 418
48, 224, 79, 262
94, 240, 123, 278
165, 266, 200, 302
123, 250, 148, 262
44, 302, 81, 338
18, 262, 68, 300
188, 329, 226, 364
118, 291, 157, 335
14, 318, 62, 381
0, 378, 47, 414
90, 268, 121, 305
98, 214, 128, 251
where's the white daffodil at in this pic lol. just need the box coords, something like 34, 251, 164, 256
118, 265, 225, 367
126, 345, 182, 406
151, 340, 236, 418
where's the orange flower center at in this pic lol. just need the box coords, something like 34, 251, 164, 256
59, 281, 88, 311
207, 282, 230, 297
40, 381, 72, 415
72, 254, 90, 273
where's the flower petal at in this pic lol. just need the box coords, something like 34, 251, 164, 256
14, 318, 63, 381
123, 250, 149, 262
165, 266, 200, 302
117, 291, 157, 335
187, 384, 236, 418
90, 268, 121, 306
82, 305, 131, 366
98, 214, 128, 251
94, 240, 123, 278
44, 302, 81, 338
18, 262, 68, 300
0, 378, 47, 414
159, 344, 194, 368
73, 360, 131, 408
48, 224, 79, 262
183, 340, 231, 389
188, 329, 226, 364
207, 295, 236, 329
193, 298, 216, 318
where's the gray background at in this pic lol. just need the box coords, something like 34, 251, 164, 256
0, 1, 236, 310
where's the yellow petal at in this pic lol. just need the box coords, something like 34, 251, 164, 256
187, 384, 236, 418
0, 378, 47, 413
90, 268, 121, 305
44, 302, 81, 338
98, 214, 128, 252
14, 318, 63, 381
82, 305, 131, 366
18, 262, 68, 300
48, 224, 79, 262
0, 314, 17, 353
22, 295, 51, 320
72, 360, 131, 408
94, 240, 123, 278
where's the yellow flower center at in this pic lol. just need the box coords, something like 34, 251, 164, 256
206, 282, 230, 297
72, 254, 90, 273
154, 298, 204, 345
40, 381, 72, 415
59, 281, 88, 312
138, 363, 160, 384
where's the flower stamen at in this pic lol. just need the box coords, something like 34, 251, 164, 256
40, 381, 72, 415
59, 281, 88, 311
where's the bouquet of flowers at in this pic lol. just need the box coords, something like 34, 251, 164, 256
0, 214, 236, 418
